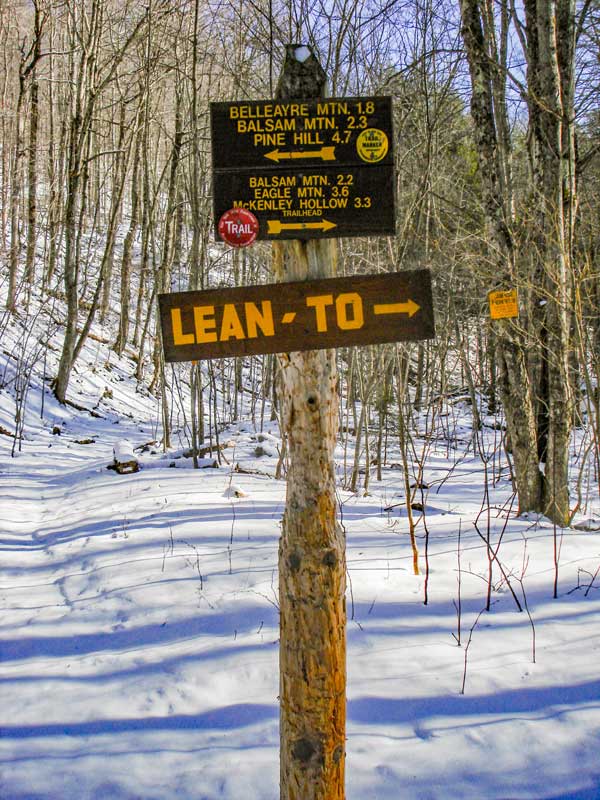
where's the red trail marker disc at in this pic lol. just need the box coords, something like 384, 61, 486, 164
218, 208, 259, 247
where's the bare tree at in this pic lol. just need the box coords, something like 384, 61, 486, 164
53, 1, 154, 403
5, 0, 46, 310
459, 0, 585, 525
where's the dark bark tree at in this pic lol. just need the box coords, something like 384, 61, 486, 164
459, 0, 581, 524
6, 1, 46, 311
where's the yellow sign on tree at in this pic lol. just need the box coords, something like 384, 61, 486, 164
489, 288, 519, 319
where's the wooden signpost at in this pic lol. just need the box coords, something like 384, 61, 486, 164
159, 44, 435, 800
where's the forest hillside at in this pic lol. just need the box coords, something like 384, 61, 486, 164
1, 2, 599, 799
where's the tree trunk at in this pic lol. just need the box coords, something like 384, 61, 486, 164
7, 70, 26, 311
100, 95, 130, 323
53, 3, 96, 403
24, 65, 39, 288
523, 0, 577, 524
460, 0, 546, 515
115, 112, 142, 354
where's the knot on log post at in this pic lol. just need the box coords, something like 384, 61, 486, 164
292, 736, 321, 765
288, 550, 302, 573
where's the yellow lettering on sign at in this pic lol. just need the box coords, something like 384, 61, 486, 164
289, 103, 308, 117
336, 293, 364, 329
171, 308, 194, 346
229, 103, 309, 120
237, 118, 296, 134
249, 176, 297, 188
220, 304, 245, 341
302, 175, 329, 186
306, 294, 334, 332
304, 116, 336, 131
194, 305, 217, 343
245, 301, 274, 338
253, 187, 292, 199
298, 186, 323, 198
253, 132, 285, 147
317, 101, 349, 115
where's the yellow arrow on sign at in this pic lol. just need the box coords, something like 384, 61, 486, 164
267, 219, 337, 235
264, 146, 336, 162
373, 300, 421, 318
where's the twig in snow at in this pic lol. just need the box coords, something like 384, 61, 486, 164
460, 605, 489, 695
452, 520, 463, 646
584, 563, 600, 598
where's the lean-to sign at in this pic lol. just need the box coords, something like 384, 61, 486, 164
210, 96, 395, 240
159, 270, 434, 362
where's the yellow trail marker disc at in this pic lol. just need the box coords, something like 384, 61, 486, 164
357, 128, 389, 162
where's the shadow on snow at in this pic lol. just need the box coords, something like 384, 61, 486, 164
0, 702, 277, 740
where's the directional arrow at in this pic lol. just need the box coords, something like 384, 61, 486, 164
264, 146, 336, 163
267, 219, 337, 235
373, 299, 421, 318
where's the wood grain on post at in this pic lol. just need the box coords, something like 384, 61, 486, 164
274, 45, 346, 800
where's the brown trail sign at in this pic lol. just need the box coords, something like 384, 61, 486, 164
210, 95, 395, 240
158, 270, 435, 363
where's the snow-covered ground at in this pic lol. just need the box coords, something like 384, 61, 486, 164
1, 294, 600, 799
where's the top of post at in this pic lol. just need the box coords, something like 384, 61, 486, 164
275, 44, 327, 101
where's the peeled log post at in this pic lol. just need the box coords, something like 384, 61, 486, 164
274, 46, 346, 800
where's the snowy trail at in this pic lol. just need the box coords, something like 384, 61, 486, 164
1, 420, 285, 800
2, 395, 600, 798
